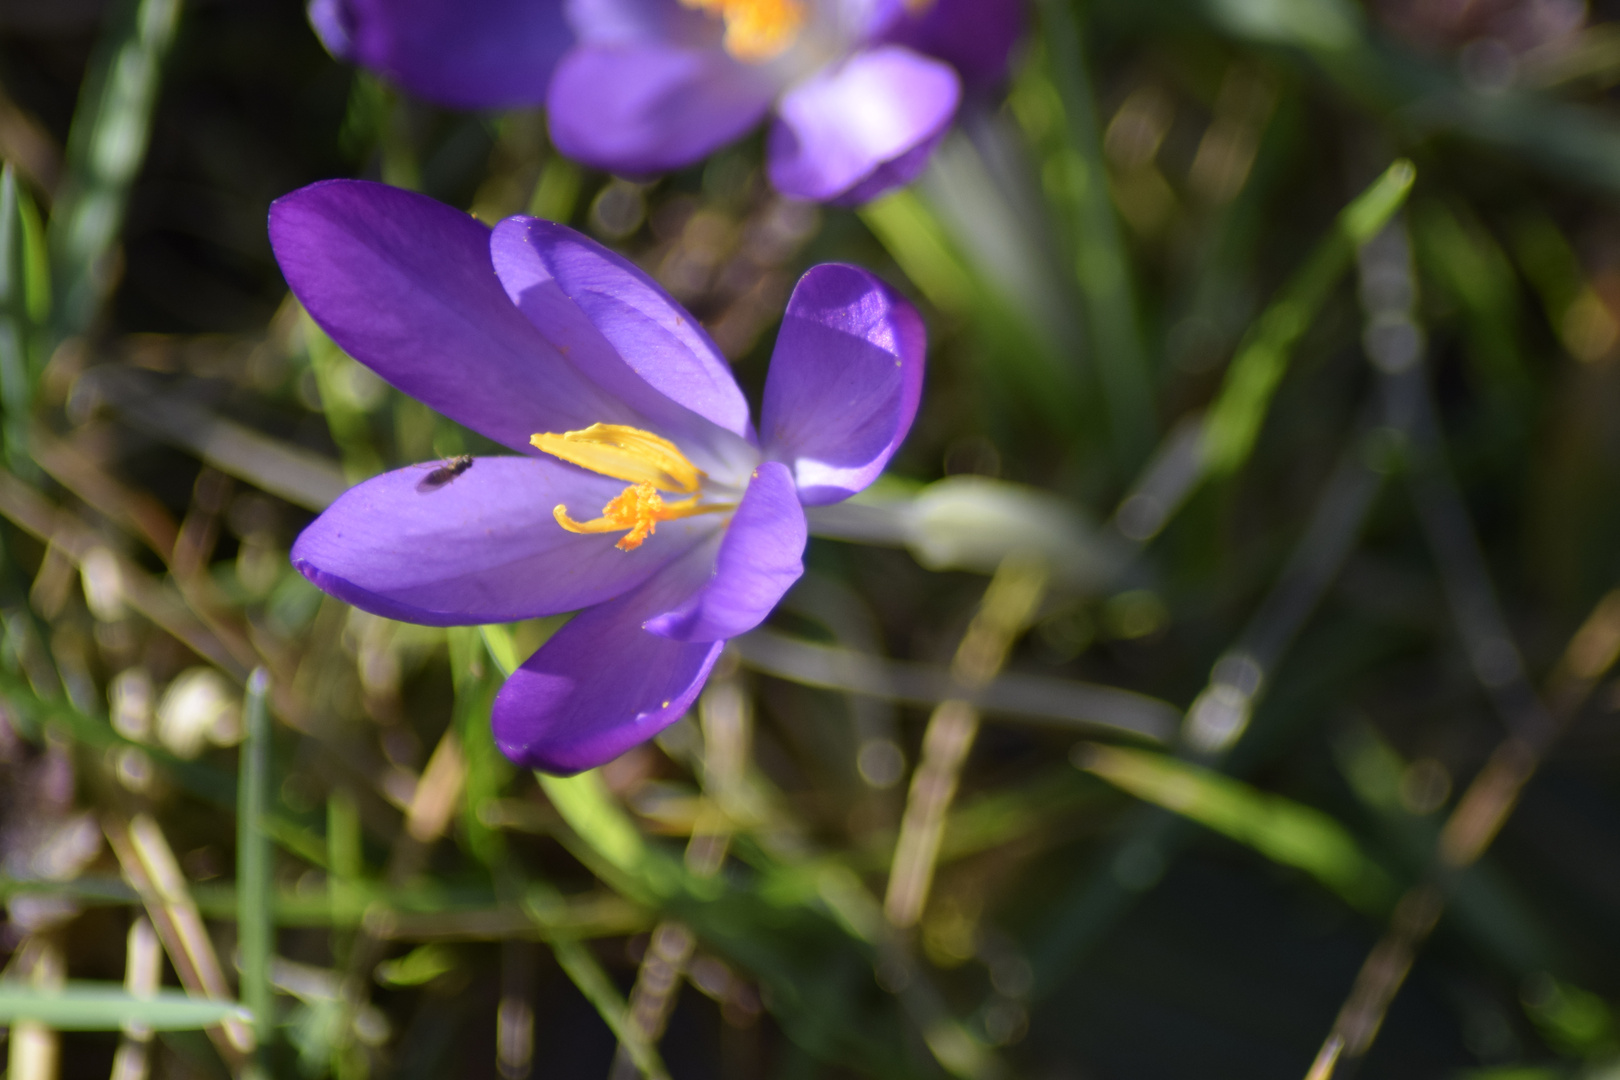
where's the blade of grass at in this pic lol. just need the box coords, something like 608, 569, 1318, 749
303, 315, 387, 483
0, 984, 250, 1031
1077, 742, 1394, 913
111, 917, 162, 1080
449, 626, 511, 868
49, 0, 183, 337
1108, 161, 1414, 545
858, 188, 975, 316
917, 131, 1090, 437
105, 815, 251, 1069
549, 934, 669, 1080
885, 555, 1048, 929
1038, 0, 1157, 470
6, 938, 63, 1080
732, 628, 1177, 741
1201, 158, 1415, 477
0, 166, 35, 477
237, 668, 274, 1055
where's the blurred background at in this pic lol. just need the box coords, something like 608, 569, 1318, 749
4, 0, 1620, 1077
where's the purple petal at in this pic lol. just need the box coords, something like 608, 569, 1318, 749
492, 549, 724, 774
308, 0, 355, 58
563, 0, 721, 45
308, 0, 572, 110
827, 125, 948, 208
490, 216, 755, 460
270, 180, 633, 454
759, 264, 925, 505
291, 456, 715, 626
645, 461, 805, 642
883, 0, 1024, 88
766, 45, 960, 203
851, 0, 910, 39
547, 42, 775, 177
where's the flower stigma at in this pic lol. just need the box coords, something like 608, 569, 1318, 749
532, 423, 732, 552
680, 0, 805, 62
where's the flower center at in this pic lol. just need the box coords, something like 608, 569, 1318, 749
531, 423, 732, 551
680, 0, 805, 63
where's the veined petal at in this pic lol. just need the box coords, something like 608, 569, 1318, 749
308, 0, 572, 109
766, 45, 960, 203
291, 456, 713, 626
760, 264, 925, 505
492, 547, 725, 774
547, 42, 775, 177
270, 180, 634, 454
882, 0, 1024, 88
491, 215, 757, 468
645, 461, 805, 642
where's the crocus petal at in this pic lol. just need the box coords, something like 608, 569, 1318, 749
270, 180, 633, 454
760, 264, 925, 505
827, 128, 948, 208
307, 0, 572, 109
563, 0, 721, 45
645, 462, 805, 642
490, 215, 755, 460
492, 549, 724, 774
547, 42, 775, 177
883, 0, 1024, 88
291, 456, 713, 626
766, 45, 960, 203
308, 0, 355, 58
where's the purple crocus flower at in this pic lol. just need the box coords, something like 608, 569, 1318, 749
549, 0, 1021, 203
307, 0, 1022, 204
269, 179, 924, 773
307, 0, 574, 110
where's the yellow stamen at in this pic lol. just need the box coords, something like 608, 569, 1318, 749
553, 482, 723, 552
679, 0, 804, 62
530, 423, 703, 494
535, 423, 729, 551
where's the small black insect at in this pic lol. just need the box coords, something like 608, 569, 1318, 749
416, 454, 474, 492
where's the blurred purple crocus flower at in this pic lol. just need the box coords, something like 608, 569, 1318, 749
307, 0, 1022, 204
307, 0, 575, 110
550, 0, 1022, 203
269, 179, 924, 773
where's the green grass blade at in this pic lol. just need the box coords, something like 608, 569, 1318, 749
1200, 158, 1414, 477
449, 626, 511, 867
0, 165, 33, 476
237, 668, 273, 1051
16, 182, 48, 329
548, 935, 669, 1080
0, 984, 249, 1031
858, 189, 975, 316
1039, 0, 1157, 470
49, 0, 183, 337
1078, 742, 1394, 912
479, 622, 522, 679
537, 770, 653, 885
